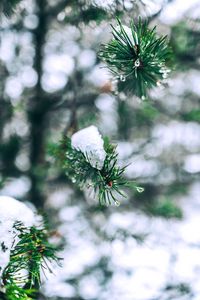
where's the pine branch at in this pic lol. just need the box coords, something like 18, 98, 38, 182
2, 222, 61, 300
99, 17, 172, 98
53, 135, 143, 206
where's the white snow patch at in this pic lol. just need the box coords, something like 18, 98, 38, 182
43, 54, 74, 75
0, 196, 36, 280
91, 0, 115, 9
95, 94, 118, 135
0, 177, 31, 198
126, 158, 160, 178
117, 142, 134, 159
184, 154, 200, 173
152, 121, 200, 151
87, 64, 110, 87
71, 126, 106, 170
160, 0, 200, 24
78, 49, 96, 69
115, 24, 136, 46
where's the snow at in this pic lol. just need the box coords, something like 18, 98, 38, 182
0, 196, 36, 281
115, 24, 136, 46
152, 121, 200, 150
42, 54, 74, 92
0, 177, 31, 198
87, 64, 110, 87
91, 0, 137, 11
160, 0, 200, 24
71, 126, 106, 170
43, 54, 74, 75
184, 154, 200, 173
78, 49, 96, 69
43, 182, 200, 299
95, 94, 118, 135
91, 0, 115, 9
1, 0, 200, 298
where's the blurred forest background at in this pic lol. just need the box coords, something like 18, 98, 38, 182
0, 0, 200, 299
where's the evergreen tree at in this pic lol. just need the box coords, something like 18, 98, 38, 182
0, 0, 200, 299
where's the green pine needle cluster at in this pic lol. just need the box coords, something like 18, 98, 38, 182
99, 18, 172, 98
3, 284, 34, 300
2, 222, 61, 300
56, 136, 143, 206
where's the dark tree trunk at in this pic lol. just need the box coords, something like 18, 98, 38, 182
28, 0, 47, 209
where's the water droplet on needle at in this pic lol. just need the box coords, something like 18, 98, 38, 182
120, 75, 126, 82
134, 59, 140, 67
136, 187, 144, 193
